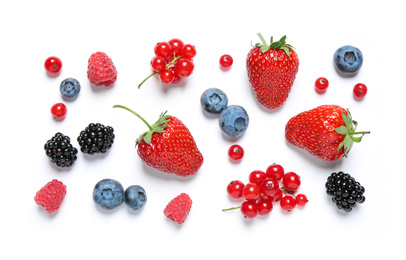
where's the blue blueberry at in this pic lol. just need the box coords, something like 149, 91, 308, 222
219, 105, 249, 138
124, 185, 147, 210
333, 45, 363, 75
200, 88, 228, 114
60, 78, 81, 100
93, 179, 124, 210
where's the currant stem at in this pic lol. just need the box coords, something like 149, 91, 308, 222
222, 206, 241, 212
113, 105, 152, 131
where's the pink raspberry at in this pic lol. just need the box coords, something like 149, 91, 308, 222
163, 193, 192, 224
87, 52, 117, 87
34, 179, 67, 213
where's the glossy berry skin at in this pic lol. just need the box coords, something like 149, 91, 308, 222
227, 180, 245, 199
151, 56, 167, 73
228, 144, 244, 161
44, 56, 62, 75
219, 54, 233, 70
159, 70, 175, 84
315, 77, 329, 94
240, 200, 258, 218
272, 189, 283, 202
93, 179, 124, 210
168, 38, 184, 57
124, 185, 147, 210
249, 170, 267, 185
181, 44, 197, 59
280, 196, 297, 211
242, 183, 261, 201
200, 88, 228, 115
296, 194, 308, 206
353, 83, 367, 100
257, 198, 273, 215
333, 45, 363, 75
219, 105, 249, 138
154, 42, 172, 59
265, 163, 284, 180
282, 172, 301, 191
60, 78, 81, 100
174, 58, 194, 78
51, 103, 67, 120
260, 178, 280, 196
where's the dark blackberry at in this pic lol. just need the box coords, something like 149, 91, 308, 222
44, 132, 78, 167
77, 123, 115, 155
326, 171, 365, 212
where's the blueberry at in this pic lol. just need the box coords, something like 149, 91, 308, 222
60, 78, 81, 100
333, 45, 363, 75
124, 185, 147, 210
93, 179, 124, 210
219, 105, 249, 138
200, 88, 228, 114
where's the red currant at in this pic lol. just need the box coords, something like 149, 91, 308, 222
315, 77, 329, 94
151, 56, 166, 73
272, 189, 283, 202
295, 194, 308, 206
168, 38, 184, 57
51, 103, 67, 120
353, 83, 367, 100
44, 56, 62, 75
260, 178, 280, 197
280, 196, 297, 212
159, 70, 175, 84
173, 58, 194, 78
257, 198, 273, 215
240, 200, 258, 218
242, 183, 261, 201
248, 170, 267, 185
227, 180, 245, 199
228, 144, 244, 161
154, 42, 172, 59
265, 163, 285, 181
219, 54, 233, 70
181, 44, 196, 59
171, 74, 182, 84
282, 172, 301, 191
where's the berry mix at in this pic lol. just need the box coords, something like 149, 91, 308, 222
36, 34, 368, 222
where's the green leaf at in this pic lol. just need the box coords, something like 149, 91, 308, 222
144, 131, 152, 144
335, 126, 349, 135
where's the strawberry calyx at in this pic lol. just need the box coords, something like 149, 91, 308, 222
113, 105, 171, 146
252, 33, 295, 56
335, 109, 370, 157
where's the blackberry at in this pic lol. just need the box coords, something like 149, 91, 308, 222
44, 132, 78, 167
326, 171, 365, 212
77, 123, 115, 155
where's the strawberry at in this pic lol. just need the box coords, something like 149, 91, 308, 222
163, 193, 192, 224
113, 105, 203, 177
285, 105, 369, 161
246, 33, 299, 110
87, 52, 117, 87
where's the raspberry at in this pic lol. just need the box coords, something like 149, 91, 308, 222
77, 123, 115, 155
44, 132, 78, 167
87, 52, 117, 87
163, 193, 192, 224
34, 179, 67, 213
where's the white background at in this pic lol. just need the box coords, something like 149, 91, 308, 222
1, 0, 404, 259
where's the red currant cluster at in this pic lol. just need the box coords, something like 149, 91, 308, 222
139, 39, 196, 88
223, 163, 308, 218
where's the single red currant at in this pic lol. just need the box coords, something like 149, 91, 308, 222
257, 198, 273, 215
44, 56, 62, 75
51, 103, 67, 120
227, 180, 245, 199
171, 74, 182, 84
240, 200, 258, 218
280, 196, 297, 212
282, 172, 301, 191
228, 144, 244, 161
154, 42, 172, 59
272, 189, 283, 202
159, 70, 175, 84
181, 44, 197, 59
173, 58, 194, 78
315, 77, 329, 94
248, 170, 267, 185
296, 194, 308, 207
260, 178, 280, 197
353, 83, 367, 100
242, 183, 261, 201
151, 56, 166, 73
219, 54, 233, 70
265, 163, 285, 181
168, 38, 184, 57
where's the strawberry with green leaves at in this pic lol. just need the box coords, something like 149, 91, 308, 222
113, 105, 203, 177
247, 33, 299, 110
285, 105, 369, 161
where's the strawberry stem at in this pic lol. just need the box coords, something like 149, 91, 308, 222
113, 105, 152, 130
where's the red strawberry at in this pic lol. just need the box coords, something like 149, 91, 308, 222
87, 52, 117, 87
113, 105, 203, 177
34, 179, 67, 213
285, 105, 369, 161
246, 33, 299, 110
163, 193, 192, 224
